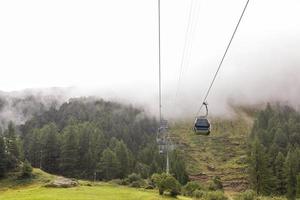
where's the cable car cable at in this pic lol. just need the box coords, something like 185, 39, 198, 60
158, 0, 162, 124
196, 0, 250, 116
175, 0, 195, 100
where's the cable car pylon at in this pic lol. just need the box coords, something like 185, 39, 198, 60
157, 0, 170, 174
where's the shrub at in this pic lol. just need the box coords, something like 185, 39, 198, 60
127, 173, 142, 183
297, 174, 300, 199
213, 176, 223, 190
193, 189, 205, 199
109, 179, 123, 185
151, 173, 163, 187
130, 181, 142, 188
151, 173, 181, 197
183, 181, 202, 196
208, 181, 218, 191
205, 191, 228, 200
21, 160, 33, 178
235, 190, 256, 200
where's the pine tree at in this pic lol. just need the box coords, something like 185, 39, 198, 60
97, 148, 120, 180
285, 150, 298, 200
60, 125, 79, 177
249, 138, 272, 195
77, 123, 94, 178
21, 160, 33, 178
170, 149, 189, 185
27, 129, 42, 168
5, 122, 20, 169
115, 140, 130, 178
0, 134, 7, 177
274, 152, 286, 195
296, 174, 300, 199
273, 128, 288, 149
41, 123, 60, 173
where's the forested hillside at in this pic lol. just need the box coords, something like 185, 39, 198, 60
0, 97, 187, 184
2, 97, 300, 200
249, 104, 300, 199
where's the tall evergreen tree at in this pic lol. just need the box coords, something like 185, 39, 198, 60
0, 134, 7, 177
5, 122, 20, 169
77, 123, 95, 178
27, 129, 42, 168
41, 123, 60, 173
249, 138, 272, 195
285, 150, 298, 200
170, 149, 189, 185
114, 140, 130, 178
274, 152, 286, 195
60, 125, 79, 177
296, 174, 300, 199
97, 148, 120, 180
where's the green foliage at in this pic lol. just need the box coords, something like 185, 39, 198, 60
234, 190, 256, 200
115, 140, 130, 178
151, 173, 181, 197
5, 122, 20, 169
249, 138, 273, 195
205, 191, 228, 200
192, 189, 204, 199
183, 181, 201, 196
40, 123, 60, 173
97, 148, 120, 180
296, 174, 300, 198
213, 176, 223, 190
0, 134, 7, 177
127, 173, 142, 183
249, 104, 300, 198
274, 152, 286, 195
21, 160, 33, 178
285, 150, 298, 200
60, 124, 79, 177
170, 149, 189, 185
19, 98, 161, 181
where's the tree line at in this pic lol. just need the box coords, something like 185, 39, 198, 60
248, 103, 300, 199
0, 97, 188, 184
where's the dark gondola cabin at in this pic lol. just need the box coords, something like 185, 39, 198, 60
194, 116, 211, 135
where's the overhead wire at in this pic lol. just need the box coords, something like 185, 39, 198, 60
174, 0, 202, 106
196, 0, 250, 116
158, 0, 162, 123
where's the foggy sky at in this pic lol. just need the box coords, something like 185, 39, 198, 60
0, 0, 300, 120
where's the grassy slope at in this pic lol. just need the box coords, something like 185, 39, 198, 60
0, 169, 190, 200
170, 109, 254, 192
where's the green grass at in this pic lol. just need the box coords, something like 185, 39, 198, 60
0, 169, 190, 200
0, 168, 55, 191
0, 184, 191, 200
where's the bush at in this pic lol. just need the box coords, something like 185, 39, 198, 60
21, 160, 33, 178
213, 176, 223, 190
109, 179, 123, 185
208, 181, 218, 191
127, 173, 142, 183
297, 174, 300, 198
144, 179, 155, 189
183, 181, 202, 196
132, 180, 146, 188
151, 173, 181, 197
205, 191, 228, 200
193, 189, 205, 199
235, 190, 256, 200
151, 173, 162, 187
130, 181, 142, 188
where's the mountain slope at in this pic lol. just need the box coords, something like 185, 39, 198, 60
169, 110, 254, 192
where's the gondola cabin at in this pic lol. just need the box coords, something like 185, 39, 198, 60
194, 116, 211, 135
